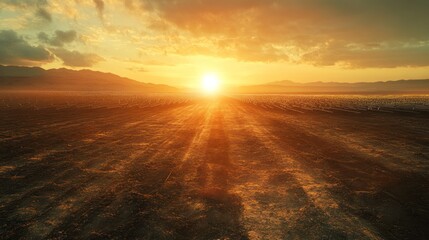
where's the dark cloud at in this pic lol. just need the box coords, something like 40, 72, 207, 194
93, 0, 105, 20
2, 0, 52, 22
133, 0, 429, 67
35, 7, 52, 22
37, 32, 50, 43
0, 30, 54, 66
1, 0, 48, 8
38, 30, 77, 47
52, 48, 103, 67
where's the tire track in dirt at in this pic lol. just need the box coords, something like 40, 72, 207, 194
157, 99, 248, 239
42, 102, 213, 239
227, 100, 382, 239
255, 105, 429, 174
0, 103, 188, 164
0, 103, 203, 239
0, 103, 194, 204
243, 101, 429, 239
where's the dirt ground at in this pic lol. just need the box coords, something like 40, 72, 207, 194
0, 94, 428, 239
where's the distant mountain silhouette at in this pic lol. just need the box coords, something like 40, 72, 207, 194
0, 65, 177, 92
2, 65, 428, 94
233, 79, 429, 94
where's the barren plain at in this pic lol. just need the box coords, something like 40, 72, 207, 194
1, 93, 428, 239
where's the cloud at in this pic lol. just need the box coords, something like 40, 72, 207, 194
131, 0, 429, 67
3, 0, 429, 68
52, 48, 103, 67
0, 30, 54, 66
1, 0, 48, 8
138, 0, 429, 41
93, 0, 105, 20
38, 30, 77, 47
1, 0, 52, 22
302, 41, 429, 68
35, 7, 52, 22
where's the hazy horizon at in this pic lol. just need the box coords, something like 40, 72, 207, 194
2, 64, 429, 90
2, 64, 429, 94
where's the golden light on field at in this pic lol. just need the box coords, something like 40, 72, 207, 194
201, 73, 220, 94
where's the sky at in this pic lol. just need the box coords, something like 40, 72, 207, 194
1, 0, 429, 88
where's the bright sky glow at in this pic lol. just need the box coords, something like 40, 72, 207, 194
202, 73, 220, 94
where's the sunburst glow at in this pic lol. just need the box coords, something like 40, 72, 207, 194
201, 73, 220, 94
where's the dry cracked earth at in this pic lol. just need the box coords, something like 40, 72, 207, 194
1, 94, 428, 239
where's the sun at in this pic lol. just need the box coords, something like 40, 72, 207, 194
201, 73, 220, 94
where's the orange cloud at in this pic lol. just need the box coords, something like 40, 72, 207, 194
124, 0, 429, 67
93, 0, 105, 20
2, 0, 429, 71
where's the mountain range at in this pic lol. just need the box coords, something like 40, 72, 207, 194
1, 65, 428, 94
0, 65, 177, 93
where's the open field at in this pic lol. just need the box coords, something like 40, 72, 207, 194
1, 93, 429, 239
